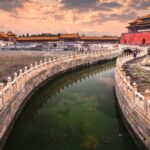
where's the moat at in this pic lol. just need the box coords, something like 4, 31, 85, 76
3, 61, 138, 150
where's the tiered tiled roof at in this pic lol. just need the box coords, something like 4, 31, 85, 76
80, 36, 119, 41
0, 32, 8, 39
0, 32, 7, 37
140, 14, 150, 19
59, 34, 79, 39
0, 31, 119, 42
7, 31, 16, 37
128, 14, 150, 26
17, 36, 59, 41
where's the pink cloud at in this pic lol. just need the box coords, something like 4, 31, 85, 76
0, 0, 149, 36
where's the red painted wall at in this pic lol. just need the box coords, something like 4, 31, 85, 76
120, 32, 150, 45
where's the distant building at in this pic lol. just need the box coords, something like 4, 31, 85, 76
80, 36, 119, 44
7, 31, 17, 42
59, 34, 80, 42
7, 31, 16, 38
0, 32, 8, 41
0, 31, 119, 44
17, 36, 59, 42
120, 14, 150, 45
16, 34, 119, 43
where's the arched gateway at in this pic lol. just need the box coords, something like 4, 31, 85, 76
142, 38, 146, 45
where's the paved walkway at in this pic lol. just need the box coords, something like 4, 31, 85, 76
123, 56, 150, 94
0, 50, 77, 83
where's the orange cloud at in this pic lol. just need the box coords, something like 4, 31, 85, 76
0, 0, 149, 36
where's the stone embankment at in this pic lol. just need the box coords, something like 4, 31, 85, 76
115, 49, 150, 150
0, 49, 120, 149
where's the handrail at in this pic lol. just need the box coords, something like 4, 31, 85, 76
115, 48, 150, 119
0, 49, 120, 110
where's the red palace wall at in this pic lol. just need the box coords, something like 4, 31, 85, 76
120, 32, 150, 45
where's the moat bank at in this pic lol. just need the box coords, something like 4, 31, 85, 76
3, 62, 138, 150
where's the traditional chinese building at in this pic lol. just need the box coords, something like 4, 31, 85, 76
0, 32, 8, 41
16, 34, 119, 43
120, 14, 150, 45
80, 36, 119, 43
0, 32, 119, 43
59, 34, 80, 42
6, 31, 17, 42
17, 36, 59, 43
7, 31, 16, 38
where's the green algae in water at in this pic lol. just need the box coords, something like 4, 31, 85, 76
3, 62, 139, 150
83, 135, 98, 149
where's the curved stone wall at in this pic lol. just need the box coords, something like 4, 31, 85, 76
115, 49, 150, 150
0, 49, 120, 149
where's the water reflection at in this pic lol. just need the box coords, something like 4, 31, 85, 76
4, 61, 138, 150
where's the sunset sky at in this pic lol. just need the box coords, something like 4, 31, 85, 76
0, 0, 150, 36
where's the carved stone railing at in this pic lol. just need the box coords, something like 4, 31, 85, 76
115, 50, 150, 119
0, 49, 120, 111
115, 49, 150, 149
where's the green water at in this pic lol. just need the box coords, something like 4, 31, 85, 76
3, 62, 138, 150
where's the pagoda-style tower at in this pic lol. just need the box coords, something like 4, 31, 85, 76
7, 31, 16, 38
120, 14, 150, 45
127, 14, 150, 33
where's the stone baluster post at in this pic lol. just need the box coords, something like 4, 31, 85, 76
24, 66, 28, 82
53, 57, 56, 73
30, 64, 33, 71
40, 60, 43, 65
0, 91, 3, 107
29, 62, 33, 68
7, 77, 11, 85
48, 58, 52, 69
14, 72, 18, 80
0, 83, 4, 106
126, 76, 131, 98
35, 61, 38, 67
144, 89, 150, 116
35, 62, 38, 74
40, 60, 43, 71
122, 71, 126, 92
19, 69, 23, 87
146, 55, 149, 64
54, 57, 57, 66
132, 82, 137, 104
14, 72, 18, 91
7, 77, 12, 99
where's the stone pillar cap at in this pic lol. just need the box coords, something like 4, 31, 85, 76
132, 82, 137, 86
144, 89, 150, 95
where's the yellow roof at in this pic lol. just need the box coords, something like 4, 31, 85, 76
80, 36, 119, 41
137, 20, 150, 25
7, 31, 16, 37
129, 14, 150, 25
17, 36, 59, 41
59, 34, 79, 39
0, 32, 8, 38
141, 14, 150, 19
